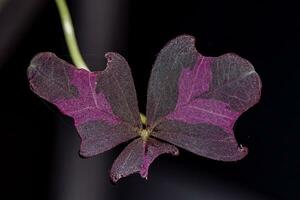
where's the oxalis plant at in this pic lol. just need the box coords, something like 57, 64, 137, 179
27, 0, 262, 183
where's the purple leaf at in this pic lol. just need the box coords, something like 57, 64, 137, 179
27, 34, 261, 182
153, 121, 248, 161
110, 138, 178, 183
96, 53, 141, 127
146, 36, 198, 126
28, 52, 140, 157
148, 35, 261, 161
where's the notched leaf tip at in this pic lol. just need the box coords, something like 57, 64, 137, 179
78, 150, 91, 159
110, 172, 122, 183
105, 52, 114, 62
238, 144, 248, 154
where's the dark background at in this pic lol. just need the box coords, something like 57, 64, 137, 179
1, 0, 299, 199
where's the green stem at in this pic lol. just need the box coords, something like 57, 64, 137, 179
140, 113, 147, 126
55, 0, 89, 70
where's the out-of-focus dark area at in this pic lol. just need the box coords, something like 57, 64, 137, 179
1, 0, 299, 199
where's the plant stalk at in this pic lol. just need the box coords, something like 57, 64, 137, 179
55, 0, 89, 70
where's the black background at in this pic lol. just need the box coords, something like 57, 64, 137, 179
1, 0, 299, 199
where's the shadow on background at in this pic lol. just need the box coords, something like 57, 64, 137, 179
1, 0, 299, 199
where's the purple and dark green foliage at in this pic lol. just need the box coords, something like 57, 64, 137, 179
27, 35, 261, 182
